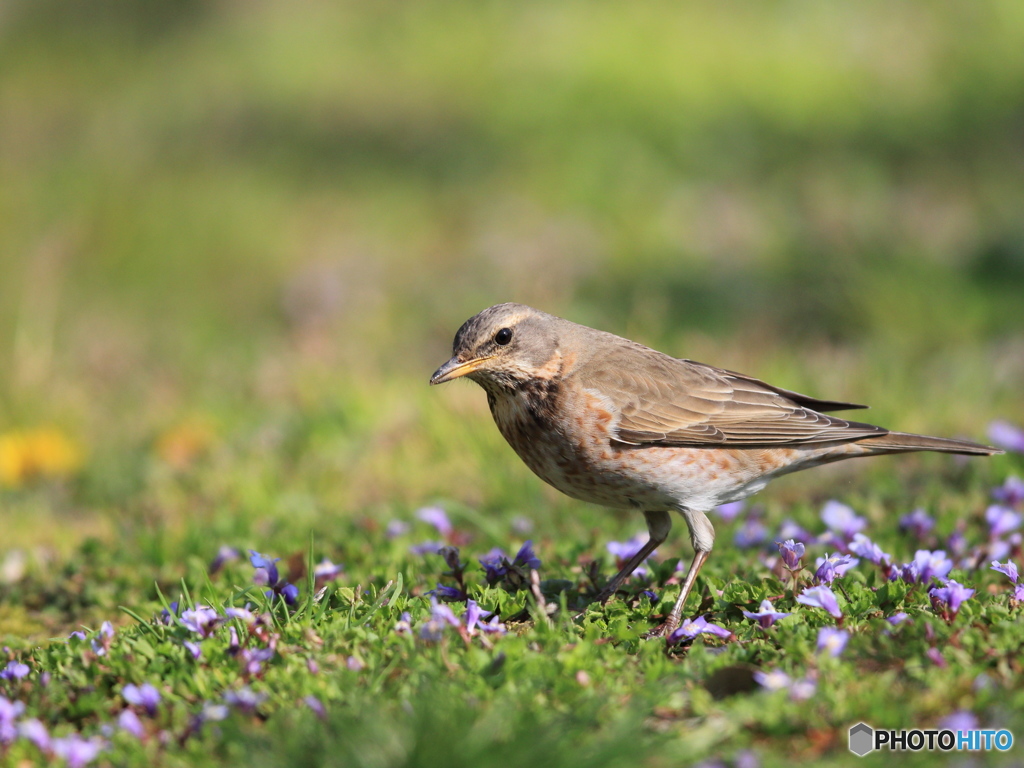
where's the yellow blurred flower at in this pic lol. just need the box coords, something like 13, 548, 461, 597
0, 427, 83, 488
155, 418, 216, 469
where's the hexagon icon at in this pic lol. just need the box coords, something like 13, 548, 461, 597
849, 722, 874, 757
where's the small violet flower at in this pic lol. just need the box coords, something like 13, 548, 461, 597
816, 627, 849, 657
415, 506, 452, 537
181, 606, 221, 637
734, 518, 768, 549
209, 545, 240, 575
929, 579, 975, 619
714, 501, 745, 522
887, 611, 909, 625
777, 539, 805, 571
985, 505, 1022, 538
741, 599, 791, 629
753, 670, 816, 701
249, 550, 299, 606
848, 533, 890, 566
814, 553, 858, 585
18, 718, 50, 751
123, 683, 161, 716
992, 476, 1024, 507
118, 709, 145, 740
52, 735, 105, 768
607, 534, 655, 578
668, 616, 733, 644
820, 500, 867, 540
0, 661, 29, 680
988, 420, 1024, 453
796, 585, 843, 619
899, 508, 935, 540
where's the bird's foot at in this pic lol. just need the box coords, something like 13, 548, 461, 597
645, 616, 681, 641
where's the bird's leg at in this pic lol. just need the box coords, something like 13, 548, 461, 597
649, 508, 715, 638
656, 548, 710, 637
594, 510, 671, 603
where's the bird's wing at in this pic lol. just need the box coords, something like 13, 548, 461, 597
577, 347, 885, 447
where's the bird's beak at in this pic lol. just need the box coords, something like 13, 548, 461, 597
430, 356, 493, 385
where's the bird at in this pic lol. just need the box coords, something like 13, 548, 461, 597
429, 303, 1001, 636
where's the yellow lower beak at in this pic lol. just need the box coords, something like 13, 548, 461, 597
429, 356, 493, 385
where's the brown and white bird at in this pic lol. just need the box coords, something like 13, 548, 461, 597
430, 303, 1000, 636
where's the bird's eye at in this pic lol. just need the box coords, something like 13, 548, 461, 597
494, 327, 513, 346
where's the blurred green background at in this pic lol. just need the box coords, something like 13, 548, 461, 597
1, 0, 1023, 554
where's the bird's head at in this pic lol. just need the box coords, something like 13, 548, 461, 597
430, 303, 560, 391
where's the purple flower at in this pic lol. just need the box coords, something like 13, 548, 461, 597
796, 586, 842, 619
777, 519, 815, 544
992, 476, 1024, 507
394, 611, 413, 634
304, 695, 326, 719
988, 420, 1024, 453
887, 612, 909, 625
607, 534, 655, 577
900, 550, 954, 584
668, 616, 733, 643
159, 602, 180, 625
991, 560, 1019, 583
929, 580, 975, 618
816, 627, 849, 657
123, 683, 161, 716
239, 647, 275, 675
224, 686, 267, 713
714, 501, 746, 522
183, 640, 202, 660
752, 669, 791, 691
848, 533, 890, 566
741, 599, 791, 629
899, 509, 935, 540
0, 661, 29, 680
385, 520, 410, 539
479, 548, 508, 583
209, 546, 240, 575
416, 506, 452, 537
814, 553, 858, 585
52, 735, 105, 768
409, 541, 443, 556
777, 539, 805, 570
91, 621, 115, 656
465, 599, 506, 635
314, 558, 344, 582
250, 550, 299, 605
821, 500, 867, 540
225, 607, 256, 623
753, 670, 816, 700
926, 647, 947, 668
181, 606, 221, 637
68, 630, 87, 642
419, 597, 461, 641
0, 696, 23, 744
18, 718, 50, 751
938, 711, 979, 733
734, 518, 768, 548
249, 551, 281, 586
118, 709, 145, 739
985, 505, 1022, 537
428, 583, 468, 601
346, 656, 364, 671
512, 540, 541, 570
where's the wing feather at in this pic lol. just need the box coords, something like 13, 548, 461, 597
576, 345, 885, 447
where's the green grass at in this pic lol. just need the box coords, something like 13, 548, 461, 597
2, 0, 1024, 765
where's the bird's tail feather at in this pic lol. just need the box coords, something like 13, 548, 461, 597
859, 431, 1001, 456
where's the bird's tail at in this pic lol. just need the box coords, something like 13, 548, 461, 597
858, 431, 1002, 456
